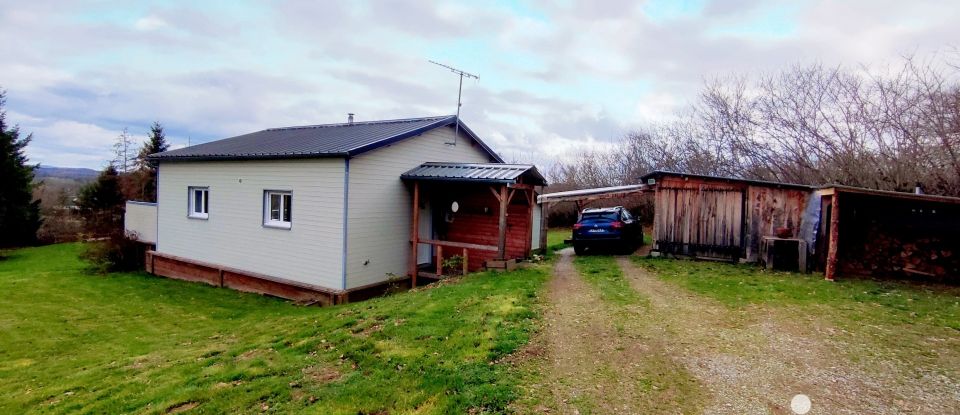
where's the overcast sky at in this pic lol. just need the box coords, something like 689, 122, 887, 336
2, 0, 958, 170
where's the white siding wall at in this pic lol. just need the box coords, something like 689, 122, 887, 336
124, 201, 157, 244
156, 159, 345, 290
345, 126, 495, 289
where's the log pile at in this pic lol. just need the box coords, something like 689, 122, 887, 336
843, 224, 959, 282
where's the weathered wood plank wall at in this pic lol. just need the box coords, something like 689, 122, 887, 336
652, 175, 810, 262
653, 177, 744, 258
744, 186, 809, 262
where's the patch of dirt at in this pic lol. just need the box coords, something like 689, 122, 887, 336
235, 348, 274, 361
302, 365, 342, 384
617, 257, 960, 414
166, 401, 199, 414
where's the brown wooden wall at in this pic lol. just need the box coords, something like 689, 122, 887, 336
652, 175, 810, 261
653, 177, 745, 258
744, 186, 809, 262
429, 186, 533, 271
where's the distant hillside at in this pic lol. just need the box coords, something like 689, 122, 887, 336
35, 166, 100, 181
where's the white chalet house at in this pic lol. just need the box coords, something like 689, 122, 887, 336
126, 115, 546, 304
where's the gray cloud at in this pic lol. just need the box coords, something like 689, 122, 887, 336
1, 0, 957, 169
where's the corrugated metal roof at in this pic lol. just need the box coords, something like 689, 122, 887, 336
149, 115, 503, 162
538, 184, 648, 203
401, 162, 546, 185
640, 170, 814, 190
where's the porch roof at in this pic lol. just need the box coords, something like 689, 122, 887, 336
401, 162, 546, 186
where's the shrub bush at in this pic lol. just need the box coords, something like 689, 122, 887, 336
80, 230, 146, 274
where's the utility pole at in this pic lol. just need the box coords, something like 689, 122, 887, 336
429, 60, 479, 145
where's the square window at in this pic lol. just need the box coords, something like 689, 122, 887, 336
264, 190, 292, 229
188, 187, 209, 219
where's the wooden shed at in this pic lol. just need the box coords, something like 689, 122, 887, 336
640, 171, 813, 263
817, 186, 960, 283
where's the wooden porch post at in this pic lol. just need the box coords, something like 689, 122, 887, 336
525, 189, 535, 255
497, 184, 508, 260
825, 192, 840, 281
436, 245, 443, 277
410, 181, 420, 287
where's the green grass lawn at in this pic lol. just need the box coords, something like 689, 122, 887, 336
545, 228, 570, 253
573, 256, 646, 308
0, 243, 549, 414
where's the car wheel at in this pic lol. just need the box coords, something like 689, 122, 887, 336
574, 244, 586, 255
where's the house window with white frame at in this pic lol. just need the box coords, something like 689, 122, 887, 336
188, 187, 209, 219
263, 190, 292, 229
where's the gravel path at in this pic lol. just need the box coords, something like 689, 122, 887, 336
521, 250, 957, 414
616, 257, 958, 414
532, 249, 696, 414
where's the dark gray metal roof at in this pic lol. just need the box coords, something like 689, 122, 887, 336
401, 162, 547, 185
639, 170, 814, 190
149, 115, 503, 162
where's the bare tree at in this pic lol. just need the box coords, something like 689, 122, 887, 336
551, 55, 960, 197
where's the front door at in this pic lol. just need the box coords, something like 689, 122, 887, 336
417, 201, 433, 265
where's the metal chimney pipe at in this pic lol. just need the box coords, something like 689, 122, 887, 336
348, 113, 355, 124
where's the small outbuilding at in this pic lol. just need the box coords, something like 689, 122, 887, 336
640, 171, 813, 264
636, 171, 960, 283
816, 186, 960, 282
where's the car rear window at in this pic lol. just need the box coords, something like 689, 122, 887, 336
581, 212, 619, 221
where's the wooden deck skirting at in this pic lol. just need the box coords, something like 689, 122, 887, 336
145, 251, 409, 305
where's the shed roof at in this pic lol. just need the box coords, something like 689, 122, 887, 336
822, 185, 960, 205
149, 115, 503, 162
538, 184, 648, 204
401, 162, 546, 185
639, 170, 814, 190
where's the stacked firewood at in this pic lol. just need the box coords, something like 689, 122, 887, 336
846, 226, 958, 281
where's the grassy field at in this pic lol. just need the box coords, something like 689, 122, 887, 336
0, 243, 549, 414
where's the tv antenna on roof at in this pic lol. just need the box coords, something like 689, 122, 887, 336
429, 60, 478, 146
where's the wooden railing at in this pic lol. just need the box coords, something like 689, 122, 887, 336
413, 239, 497, 277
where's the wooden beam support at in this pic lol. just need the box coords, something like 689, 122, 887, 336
497, 184, 508, 260
462, 248, 468, 276
416, 239, 498, 251
489, 186, 502, 202
410, 182, 420, 288
824, 192, 840, 281
507, 183, 535, 190
436, 245, 443, 277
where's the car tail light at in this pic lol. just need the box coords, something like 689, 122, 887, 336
573, 223, 583, 230
610, 221, 624, 229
